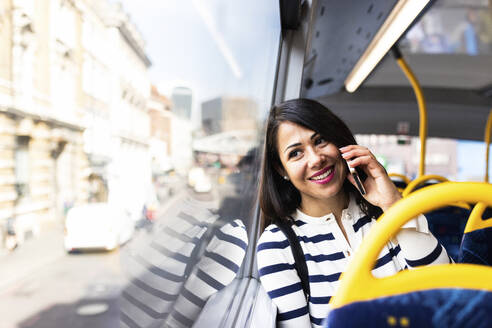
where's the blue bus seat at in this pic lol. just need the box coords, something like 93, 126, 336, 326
403, 181, 470, 261
458, 207, 492, 266
324, 288, 492, 328
424, 206, 470, 261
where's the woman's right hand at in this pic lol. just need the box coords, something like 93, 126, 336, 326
340, 145, 402, 211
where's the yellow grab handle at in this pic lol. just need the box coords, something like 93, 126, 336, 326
389, 173, 410, 193
461, 111, 492, 233
464, 202, 492, 233
402, 174, 470, 210
402, 174, 448, 197
388, 173, 411, 185
330, 182, 492, 309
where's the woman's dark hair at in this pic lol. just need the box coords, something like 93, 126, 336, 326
259, 98, 383, 230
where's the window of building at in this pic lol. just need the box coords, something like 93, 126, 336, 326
14, 135, 31, 199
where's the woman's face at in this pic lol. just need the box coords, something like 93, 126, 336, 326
276, 121, 348, 205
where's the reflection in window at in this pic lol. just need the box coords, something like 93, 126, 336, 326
118, 0, 280, 325
120, 198, 248, 328
403, 0, 492, 55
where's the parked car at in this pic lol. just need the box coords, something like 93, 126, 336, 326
188, 167, 213, 193
188, 167, 205, 188
64, 203, 134, 252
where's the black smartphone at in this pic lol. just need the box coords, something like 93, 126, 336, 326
345, 159, 366, 195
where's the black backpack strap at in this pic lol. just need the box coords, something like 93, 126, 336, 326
276, 218, 310, 300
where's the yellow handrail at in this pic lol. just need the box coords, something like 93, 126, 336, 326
388, 173, 410, 185
401, 174, 470, 210
395, 53, 427, 178
388, 173, 410, 193
465, 202, 492, 233
485, 109, 492, 183
402, 174, 447, 197
330, 182, 492, 309
464, 109, 492, 233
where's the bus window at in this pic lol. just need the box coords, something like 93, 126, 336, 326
355, 134, 492, 182
0, 1, 280, 327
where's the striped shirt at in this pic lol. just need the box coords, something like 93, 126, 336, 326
257, 196, 450, 328
120, 197, 248, 328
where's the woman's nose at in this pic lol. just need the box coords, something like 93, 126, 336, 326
307, 147, 323, 168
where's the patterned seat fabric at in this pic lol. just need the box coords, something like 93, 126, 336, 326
324, 289, 492, 328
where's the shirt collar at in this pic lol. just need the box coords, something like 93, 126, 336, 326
293, 194, 362, 224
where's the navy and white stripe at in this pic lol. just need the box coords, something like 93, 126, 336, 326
120, 197, 248, 328
257, 196, 450, 328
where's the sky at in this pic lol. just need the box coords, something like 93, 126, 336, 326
117, 0, 281, 123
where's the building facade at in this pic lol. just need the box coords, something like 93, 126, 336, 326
201, 96, 258, 135
148, 85, 173, 176
171, 86, 192, 120
0, 0, 89, 246
0, 0, 152, 248
105, 2, 152, 221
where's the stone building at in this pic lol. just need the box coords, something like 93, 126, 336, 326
201, 97, 258, 135
104, 2, 152, 221
0, 0, 89, 245
148, 85, 173, 176
0, 0, 152, 247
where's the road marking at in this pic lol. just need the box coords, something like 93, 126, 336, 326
76, 303, 109, 316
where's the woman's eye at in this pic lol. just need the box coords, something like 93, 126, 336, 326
315, 137, 327, 145
288, 149, 301, 159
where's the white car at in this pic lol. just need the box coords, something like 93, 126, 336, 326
64, 203, 134, 252
188, 167, 212, 193
188, 167, 205, 187
194, 173, 212, 193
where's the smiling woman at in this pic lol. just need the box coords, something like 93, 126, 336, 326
259, 98, 382, 228
256, 98, 452, 328
275, 122, 349, 217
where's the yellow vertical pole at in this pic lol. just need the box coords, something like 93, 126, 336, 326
394, 55, 427, 178
485, 109, 492, 183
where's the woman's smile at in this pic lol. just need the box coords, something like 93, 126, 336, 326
308, 165, 335, 184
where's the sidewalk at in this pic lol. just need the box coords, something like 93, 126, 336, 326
0, 222, 65, 293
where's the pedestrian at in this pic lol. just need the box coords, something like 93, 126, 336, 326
5, 217, 18, 251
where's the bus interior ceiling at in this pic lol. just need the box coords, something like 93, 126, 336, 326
300, 0, 492, 142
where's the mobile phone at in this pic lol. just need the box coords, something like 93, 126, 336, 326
345, 160, 366, 196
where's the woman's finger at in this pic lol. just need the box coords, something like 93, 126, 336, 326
347, 155, 386, 177
339, 145, 367, 152
347, 155, 378, 168
340, 147, 373, 161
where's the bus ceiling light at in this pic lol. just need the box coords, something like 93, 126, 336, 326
344, 0, 430, 93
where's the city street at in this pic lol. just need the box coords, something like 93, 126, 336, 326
0, 185, 220, 328
0, 236, 126, 328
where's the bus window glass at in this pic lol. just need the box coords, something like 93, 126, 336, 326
356, 135, 492, 182
402, 0, 492, 55
0, 1, 280, 327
